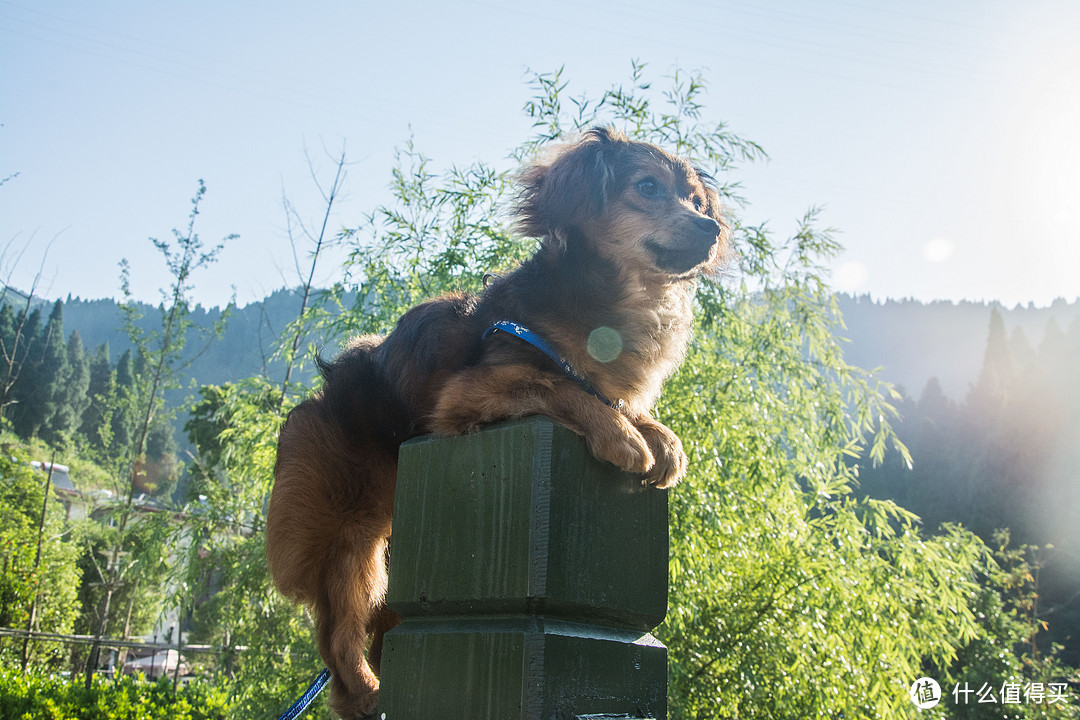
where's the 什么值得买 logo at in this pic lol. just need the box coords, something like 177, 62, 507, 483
910, 677, 941, 709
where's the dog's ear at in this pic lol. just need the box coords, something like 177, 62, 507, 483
515, 127, 626, 244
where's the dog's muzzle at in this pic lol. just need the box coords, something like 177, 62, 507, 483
647, 216, 722, 274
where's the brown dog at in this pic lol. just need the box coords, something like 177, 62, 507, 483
266, 126, 729, 718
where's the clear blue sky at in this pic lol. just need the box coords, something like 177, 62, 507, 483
2, 0, 1078, 309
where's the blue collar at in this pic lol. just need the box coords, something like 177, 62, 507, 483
482, 320, 622, 410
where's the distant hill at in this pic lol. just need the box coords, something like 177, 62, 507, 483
58, 289, 330, 400
46, 290, 1080, 406
836, 294, 1080, 401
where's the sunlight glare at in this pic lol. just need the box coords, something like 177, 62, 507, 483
922, 238, 954, 264
1000, 39, 1080, 294
834, 260, 869, 293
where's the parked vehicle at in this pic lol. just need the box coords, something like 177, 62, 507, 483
121, 649, 189, 680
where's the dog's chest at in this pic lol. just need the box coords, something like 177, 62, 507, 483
577, 283, 695, 408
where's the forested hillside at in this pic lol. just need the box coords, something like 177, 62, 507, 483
32, 291, 1080, 413
59, 289, 323, 396
857, 303, 1080, 666
30, 293, 1080, 412
838, 294, 1079, 400
10, 291, 1080, 548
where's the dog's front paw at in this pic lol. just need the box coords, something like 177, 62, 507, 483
584, 417, 655, 476
637, 420, 687, 489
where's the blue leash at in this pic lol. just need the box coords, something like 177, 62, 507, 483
483, 320, 622, 410
276, 667, 331, 720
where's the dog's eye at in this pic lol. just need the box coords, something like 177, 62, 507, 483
691, 195, 705, 211
636, 178, 660, 198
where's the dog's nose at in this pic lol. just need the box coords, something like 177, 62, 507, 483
695, 216, 721, 236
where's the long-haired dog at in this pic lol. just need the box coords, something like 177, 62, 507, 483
266, 126, 729, 718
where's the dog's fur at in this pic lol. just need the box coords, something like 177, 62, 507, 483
266, 127, 729, 718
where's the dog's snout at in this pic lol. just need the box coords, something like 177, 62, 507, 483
694, 216, 721, 236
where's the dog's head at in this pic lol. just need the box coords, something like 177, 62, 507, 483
516, 126, 730, 278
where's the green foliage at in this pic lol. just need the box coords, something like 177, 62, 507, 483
179, 380, 322, 716
109, 350, 137, 461
79, 342, 114, 454
320, 136, 527, 343
0, 668, 232, 720
656, 218, 959, 717
3, 305, 43, 436
935, 531, 1080, 719
0, 445, 83, 670
0, 300, 47, 429
48, 330, 91, 446
860, 307, 1080, 674
89, 179, 234, 644
117, 179, 235, 489
0, 297, 95, 446
75, 507, 171, 639
0, 300, 156, 479
15, 302, 67, 439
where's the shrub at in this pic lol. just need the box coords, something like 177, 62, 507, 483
0, 668, 232, 720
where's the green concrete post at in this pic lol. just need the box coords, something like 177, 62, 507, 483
380, 416, 668, 720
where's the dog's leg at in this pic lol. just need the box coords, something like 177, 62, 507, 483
430, 364, 655, 476
365, 604, 402, 676
317, 529, 390, 719
270, 407, 396, 717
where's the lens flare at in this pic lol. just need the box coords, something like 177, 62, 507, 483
587, 326, 623, 362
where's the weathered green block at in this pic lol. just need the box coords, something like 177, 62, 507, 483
387, 416, 668, 628
381, 416, 669, 719
380, 617, 666, 719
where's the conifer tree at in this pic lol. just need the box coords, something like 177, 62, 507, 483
1066, 315, 1080, 406
43, 330, 90, 445
7, 306, 44, 437
0, 302, 18, 422
967, 306, 1012, 416
80, 342, 114, 454
1008, 325, 1036, 371
110, 349, 137, 461
38, 301, 69, 431
1037, 317, 1069, 387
